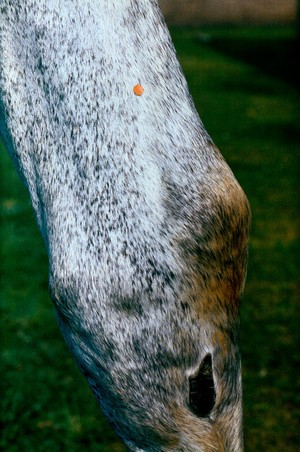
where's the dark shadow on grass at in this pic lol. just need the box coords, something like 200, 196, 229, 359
198, 30, 300, 90
249, 122, 300, 145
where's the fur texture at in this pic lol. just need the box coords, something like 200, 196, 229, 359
0, 1, 250, 450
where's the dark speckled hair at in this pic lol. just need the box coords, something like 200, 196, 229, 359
0, 1, 250, 450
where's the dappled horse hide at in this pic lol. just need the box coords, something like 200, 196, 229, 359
0, 1, 250, 450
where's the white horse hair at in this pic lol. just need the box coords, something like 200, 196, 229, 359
0, 1, 250, 450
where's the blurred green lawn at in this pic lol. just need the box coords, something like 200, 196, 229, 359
1, 26, 299, 451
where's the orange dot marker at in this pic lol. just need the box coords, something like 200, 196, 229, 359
133, 83, 144, 96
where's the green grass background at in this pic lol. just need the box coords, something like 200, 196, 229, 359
1, 26, 299, 451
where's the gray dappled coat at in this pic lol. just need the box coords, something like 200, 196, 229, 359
0, 1, 250, 450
